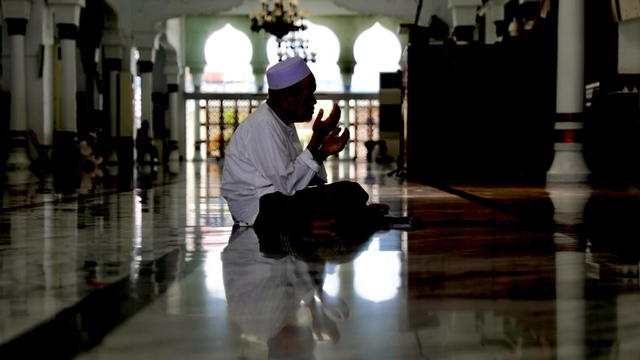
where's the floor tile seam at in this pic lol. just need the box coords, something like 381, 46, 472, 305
425, 182, 556, 232
425, 183, 523, 215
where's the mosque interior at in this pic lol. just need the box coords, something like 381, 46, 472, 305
2, 0, 640, 359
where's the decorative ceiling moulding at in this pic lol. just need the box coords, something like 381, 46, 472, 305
128, 0, 242, 32
221, 0, 356, 16
332, 0, 452, 27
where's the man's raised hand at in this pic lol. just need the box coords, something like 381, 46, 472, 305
312, 103, 341, 138
319, 127, 350, 161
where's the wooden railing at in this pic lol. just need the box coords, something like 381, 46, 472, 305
185, 92, 380, 160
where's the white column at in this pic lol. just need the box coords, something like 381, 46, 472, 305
193, 96, 203, 162
448, 0, 482, 42
25, 0, 55, 149
341, 71, 353, 92
2, 0, 31, 168
340, 100, 350, 160
547, 0, 590, 183
134, 34, 157, 123
483, 0, 508, 44
167, 83, 180, 161
191, 71, 203, 162
163, 44, 181, 162
103, 29, 124, 164
140, 71, 153, 132
135, 32, 159, 161
120, 37, 135, 136
617, 19, 640, 74
108, 70, 118, 154
59, 36, 77, 132
49, 0, 85, 133
9, 26, 29, 157
178, 73, 187, 161
169, 89, 179, 146
104, 61, 119, 165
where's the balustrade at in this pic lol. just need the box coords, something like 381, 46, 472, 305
185, 93, 380, 160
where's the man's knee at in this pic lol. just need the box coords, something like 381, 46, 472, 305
255, 192, 286, 227
329, 181, 369, 204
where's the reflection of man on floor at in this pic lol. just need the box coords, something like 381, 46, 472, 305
222, 226, 354, 359
222, 57, 389, 228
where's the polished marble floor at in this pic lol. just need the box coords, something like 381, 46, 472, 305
1, 160, 639, 359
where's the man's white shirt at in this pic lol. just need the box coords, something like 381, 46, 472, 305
221, 103, 327, 225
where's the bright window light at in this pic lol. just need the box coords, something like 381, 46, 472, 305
354, 239, 401, 302
203, 24, 255, 92
266, 21, 343, 92
351, 22, 402, 92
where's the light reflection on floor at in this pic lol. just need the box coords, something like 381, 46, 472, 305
1, 160, 640, 359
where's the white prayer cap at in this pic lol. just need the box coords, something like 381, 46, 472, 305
266, 57, 312, 90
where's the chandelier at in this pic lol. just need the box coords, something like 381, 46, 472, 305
276, 32, 316, 63
250, 0, 316, 62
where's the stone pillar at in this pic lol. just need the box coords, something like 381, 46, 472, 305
2, 0, 31, 168
340, 99, 351, 160
448, 0, 482, 42
191, 69, 203, 162
49, 0, 85, 159
336, 22, 356, 92
25, 0, 54, 156
58, 24, 77, 132
339, 62, 354, 92
338, 57, 353, 160
118, 37, 135, 168
139, 62, 153, 133
619, 17, 640, 64
483, 0, 508, 44
547, 0, 590, 183
134, 32, 159, 161
178, 72, 187, 162
164, 51, 181, 162
166, 83, 180, 161
252, 61, 267, 92
102, 29, 124, 164
0, 20, 6, 165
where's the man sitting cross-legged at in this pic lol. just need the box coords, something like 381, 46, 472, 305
221, 57, 414, 230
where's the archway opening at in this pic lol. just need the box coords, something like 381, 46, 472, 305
351, 22, 402, 92
266, 21, 342, 92
202, 24, 255, 92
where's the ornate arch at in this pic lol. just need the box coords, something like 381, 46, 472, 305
351, 22, 402, 92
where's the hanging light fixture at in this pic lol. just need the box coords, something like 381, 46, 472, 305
250, 0, 316, 62
276, 31, 316, 63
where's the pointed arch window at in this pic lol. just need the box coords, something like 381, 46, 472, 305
266, 21, 343, 92
202, 24, 255, 92
351, 22, 402, 92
